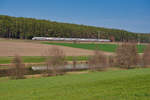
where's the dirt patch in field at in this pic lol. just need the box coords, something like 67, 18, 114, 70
0, 39, 113, 56
66, 71, 89, 75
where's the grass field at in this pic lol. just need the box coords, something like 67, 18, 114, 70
42, 42, 146, 53
0, 68, 150, 100
0, 56, 89, 64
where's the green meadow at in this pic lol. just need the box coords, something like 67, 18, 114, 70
0, 68, 150, 100
0, 56, 88, 64
42, 42, 146, 53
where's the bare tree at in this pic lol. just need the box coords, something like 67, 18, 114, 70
44, 47, 66, 76
143, 44, 150, 67
88, 49, 108, 71
9, 55, 26, 79
115, 42, 139, 69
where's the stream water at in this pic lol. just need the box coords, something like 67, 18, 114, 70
0, 64, 89, 76
32, 64, 89, 71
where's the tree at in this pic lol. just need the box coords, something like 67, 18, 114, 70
0, 15, 149, 42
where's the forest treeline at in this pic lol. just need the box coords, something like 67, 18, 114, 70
0, 15, 150, 42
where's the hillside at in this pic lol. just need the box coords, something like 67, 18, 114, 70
0, 68, 150, 100
0, 15, 150, 42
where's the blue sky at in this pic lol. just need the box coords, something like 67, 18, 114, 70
0, 0, 150, 33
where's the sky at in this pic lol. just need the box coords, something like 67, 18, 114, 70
0, 0, 150, 33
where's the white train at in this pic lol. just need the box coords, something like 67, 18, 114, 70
32, 37, 111, 42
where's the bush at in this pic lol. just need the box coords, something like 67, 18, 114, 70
108, 56, 115, 67
72, 56, 77, 70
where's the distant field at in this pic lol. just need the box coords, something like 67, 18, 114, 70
0, 68, 150, 100
0, 40, 93, 56
42, 42, 146, 53
0, 56, 89, 64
